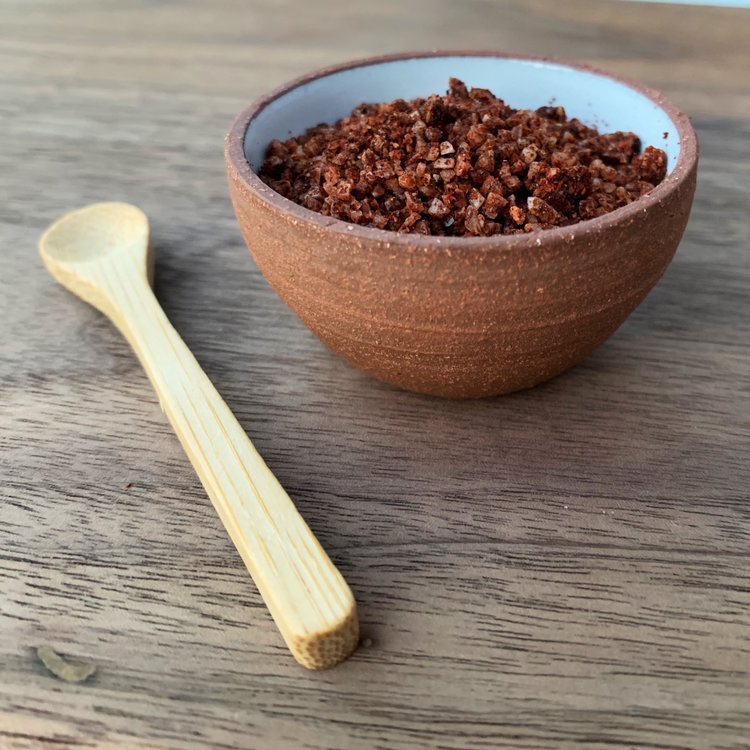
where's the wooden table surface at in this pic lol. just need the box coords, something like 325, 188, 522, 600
2, 1, 749, 748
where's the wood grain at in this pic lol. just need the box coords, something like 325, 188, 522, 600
1, 0, 749, 748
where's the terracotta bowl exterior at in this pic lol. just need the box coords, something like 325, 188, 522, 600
225, 52, 698, 398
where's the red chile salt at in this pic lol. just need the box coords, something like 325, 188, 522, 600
259, 78, 668, 237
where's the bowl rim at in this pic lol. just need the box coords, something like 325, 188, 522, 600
225, 50, 698, 249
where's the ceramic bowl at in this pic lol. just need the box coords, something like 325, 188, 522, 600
225, 52, 697, 398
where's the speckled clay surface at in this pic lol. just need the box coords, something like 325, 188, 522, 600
225, 52, 698, 399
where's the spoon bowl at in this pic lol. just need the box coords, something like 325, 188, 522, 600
41, 202, 149, 265
40, 202, 153, 317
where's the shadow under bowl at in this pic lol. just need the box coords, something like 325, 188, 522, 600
225, 51, 698, 398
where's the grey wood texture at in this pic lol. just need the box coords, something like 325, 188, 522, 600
1, 1, 749, 748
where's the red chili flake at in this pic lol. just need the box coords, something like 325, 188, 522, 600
468, 188, 485, 210
527, 196, 563, 224
425, 144, 441, 162
482, 191, 508, 219
521, 145, 539, 164
455, 148, 472, 177
632, 145, 667, 185
509, 205, 526, 225
428, 197, 450, 218
433, 157, 456, 170
464, 206, 486, 236
400, 212, 422, 230
475, 150, 495, 173
259, 79, 668, 236
398, 171, 417, 190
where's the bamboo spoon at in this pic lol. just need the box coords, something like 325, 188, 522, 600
39, 202, 358, 670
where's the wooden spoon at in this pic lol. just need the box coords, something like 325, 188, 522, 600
39, 202, 358, 669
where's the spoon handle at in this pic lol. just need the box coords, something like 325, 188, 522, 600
99, 256, 358, 670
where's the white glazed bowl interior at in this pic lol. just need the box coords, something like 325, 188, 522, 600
244, 55, 681, 176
